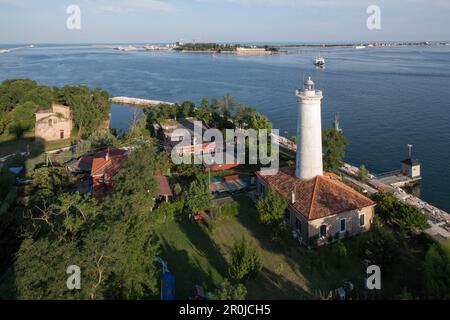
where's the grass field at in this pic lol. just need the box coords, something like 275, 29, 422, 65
155, 194, 368, 300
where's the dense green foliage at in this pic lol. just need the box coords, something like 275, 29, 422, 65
372, 192, 429, 235
0, 79, 111, 140
256, 187, 288, 227
12, 142, 166, 300
322, 128, 347, 172
425, 242, 450, 299
54, 85, 111, 139
357, 165, 370, 183
229, 237, 262, 282
0, 167, 15, 201
145, 95, 271, 136
185, 179, 212, 214
212, 280, 247, 300
0, 79, 53, 136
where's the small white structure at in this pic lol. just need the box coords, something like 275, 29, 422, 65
295, 77, 324, 180
401, 158, 421, 178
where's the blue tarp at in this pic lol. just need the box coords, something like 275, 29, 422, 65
9, 167, 24, 175
161, 271, 175, 300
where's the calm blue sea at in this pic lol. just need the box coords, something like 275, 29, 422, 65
1, 44, 449, 211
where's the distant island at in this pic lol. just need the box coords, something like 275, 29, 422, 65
109, 41, 450, 55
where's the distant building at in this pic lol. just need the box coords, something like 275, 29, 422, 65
35, 104, 73, 141
256, 77, 375, 246
401, 158, 421, 178
236, 47, 271, 55
90, 147, 174, 203
160, 118, 216, 157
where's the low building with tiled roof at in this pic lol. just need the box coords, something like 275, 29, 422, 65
256, 167, 375, 245
91, 148, 128, 200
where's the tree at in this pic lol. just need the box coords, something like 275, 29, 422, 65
425, 242, 450, 299
0, 167, 15, 201
332, 240, 348, 267
178, 101, 195, 118
55, 85, 110, 139
357, 165, 370, 183
322, 128, 347, 172
108, 143, 160, 216
31, 167, 70, 206
185, 179, 211, 214
7, 101, 39, 138
256, 187, 288, 227
0, 79, 52, 136
229, 237, 262, 282
371, 192, 429, 235
249, 113, 272, 131
88, 130, 118, 149
212, 280, 247, 300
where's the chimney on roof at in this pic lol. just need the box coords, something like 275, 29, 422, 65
291, 190, 296, 204
106, 147, 110, 161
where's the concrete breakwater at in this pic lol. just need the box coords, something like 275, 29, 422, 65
111, 96, 174, 107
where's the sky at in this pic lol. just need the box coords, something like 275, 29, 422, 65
0, 0, 449, 44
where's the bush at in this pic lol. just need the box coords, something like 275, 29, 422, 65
256, 187, 288, 227
425, 242, 450, 299
220, 201, 240, 218
211, 280, 247, 300
229, 237, 262, 282
371, 192, 429, 235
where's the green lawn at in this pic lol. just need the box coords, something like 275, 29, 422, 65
0, 133, 72, 158
155, 194, 368, 300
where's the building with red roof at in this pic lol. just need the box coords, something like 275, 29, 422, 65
91, 148, 128, 200
256, 78, 375, 246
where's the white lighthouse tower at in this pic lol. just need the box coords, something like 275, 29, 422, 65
295, 77, 324, 180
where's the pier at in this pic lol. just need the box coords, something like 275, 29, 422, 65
273, 132, 450, 241
111, 96, 174, 107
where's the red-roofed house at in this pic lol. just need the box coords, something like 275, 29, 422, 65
91, 148, 128, 200
256, 167, 375, 245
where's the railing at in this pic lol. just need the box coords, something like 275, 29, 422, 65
374, 170, 402, 179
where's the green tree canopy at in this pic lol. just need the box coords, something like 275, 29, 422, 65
54, 85, 111, 139
229, 237, 262, 282
256, 187, 288, 227
371, 192, 429, 235
425, 242, 450, 299
323, 128, 347, 172
185, 179, 212, 214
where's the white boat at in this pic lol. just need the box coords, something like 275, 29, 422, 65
0, 49, 11, 54
314, 56, 325, 67
355, 45, 366, 49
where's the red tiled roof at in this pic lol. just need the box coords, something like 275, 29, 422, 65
257, 167, 375, 221
156, 173, 173, 197
91, 148, 128, 179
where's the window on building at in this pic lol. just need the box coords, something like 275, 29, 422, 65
319, 224, 327, 238
340, 218, 347, 233
284, 210, 290, 223
260, 183, 266, 197
296, 218, 302, 232
359, 214, 365, 227
48, 119, 53, 127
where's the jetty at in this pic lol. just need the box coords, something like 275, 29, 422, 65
111, 96, 175, 107
273, 132, 450, 241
